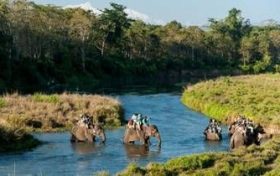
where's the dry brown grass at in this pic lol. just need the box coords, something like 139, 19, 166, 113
0, 92, 123, 132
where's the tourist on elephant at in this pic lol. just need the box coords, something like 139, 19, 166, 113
129, 113, 150, 131
77, 113, 93, 129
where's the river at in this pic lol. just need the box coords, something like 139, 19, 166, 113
0, 93, 230, 175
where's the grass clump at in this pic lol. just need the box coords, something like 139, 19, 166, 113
0, 125, 41, 152
117, 163, 145, 176
32, 93, 60, 104
0, 92, 123, 132
164, 153, 217, 172
182, 74, 280, 126
0, 98, 6, 108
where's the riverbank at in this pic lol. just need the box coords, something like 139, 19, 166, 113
0, 92, 123, 152
181, 74, 280, 133
0, 125, 41, 152
117, 137, 280, 175
0, 93, 124, 132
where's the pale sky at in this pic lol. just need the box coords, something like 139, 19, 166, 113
32, 0, 279, 26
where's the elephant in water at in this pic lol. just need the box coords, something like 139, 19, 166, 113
230, 125, 247, 149
203, 119, 222, 141
123, 125, 161, 147
204, 131, 222, 141
70, 123, 106, 143
230, 124, 265, 150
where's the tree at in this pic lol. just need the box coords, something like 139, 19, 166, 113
92, 3, 130, 56
209, 8, 251, 65
68, 8, 93, 71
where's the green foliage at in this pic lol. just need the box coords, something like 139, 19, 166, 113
32, 93, 59, 103
120, 137, 280, 175
117, 163, 145, 176
0, 98, 6, 108
274, 64, 280, 73
182, 74, 280, 125
165, 154, 217, 172
252, 54, 271, 73
0, 1, 280, 92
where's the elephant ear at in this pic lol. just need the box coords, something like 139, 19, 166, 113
145, 126, 154, 136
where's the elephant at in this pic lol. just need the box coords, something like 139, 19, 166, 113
229, 124, 265, 150
228, 122, 238, 137
204, 130, 222, 141
230, 125, 247, 149
70, 123, 106, 143
123, 125, 161, 147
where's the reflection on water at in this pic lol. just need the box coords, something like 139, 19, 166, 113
123, 144, 161, 159
0, 93, 230, 175
124, 144, 149, 158
71, 143, 104, 155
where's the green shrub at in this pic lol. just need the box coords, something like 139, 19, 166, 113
182, 74, 280, 125
274, 64, 280, 73
117, 163, 145, 176
32, 93, 59, 103
231, 160, 266, 176
0, 98, 6, 108
165, 154, 216, 172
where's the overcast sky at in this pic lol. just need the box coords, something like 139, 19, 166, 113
32, 0, 280, 26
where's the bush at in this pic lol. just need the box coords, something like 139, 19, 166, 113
165, 154, 217, 172
32, 93, 59, 103
0, 98, 6, 108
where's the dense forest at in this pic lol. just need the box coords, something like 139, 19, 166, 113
0, 0, 280, 92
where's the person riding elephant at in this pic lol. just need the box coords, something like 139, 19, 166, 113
230, 125, 247, 149
123, 124, 161, 147
71, 123, 106, 143
203, 119, 222, 141
70, 114, 106, 143
229, 123, 265, 149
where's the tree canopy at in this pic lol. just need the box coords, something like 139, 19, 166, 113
0, 1, 280, 92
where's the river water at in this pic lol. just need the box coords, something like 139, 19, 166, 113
0, 93, 230, 175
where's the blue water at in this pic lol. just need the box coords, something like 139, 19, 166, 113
0, 93, 230, 175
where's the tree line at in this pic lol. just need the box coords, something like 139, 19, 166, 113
0, 0, 280, 92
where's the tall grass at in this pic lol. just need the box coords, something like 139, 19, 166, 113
0, 98, 6, 108
0, 92, 123, 132
181, 74, 280, 125
32, 93, 59, 104
118, 137, 280, 175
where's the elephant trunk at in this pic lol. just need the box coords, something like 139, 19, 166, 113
155, 133, 161, 147
100, 131, 106, 143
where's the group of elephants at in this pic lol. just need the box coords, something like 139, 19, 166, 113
70, 114, 270, 151
70, 114, 161, 147
204, 117, 271, 149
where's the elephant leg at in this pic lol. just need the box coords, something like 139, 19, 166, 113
84, 130, 93, 143
230, 138, 234, 150
144, 137, 150, 146
92, 136, 96, 142
70, 134, 77, 143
